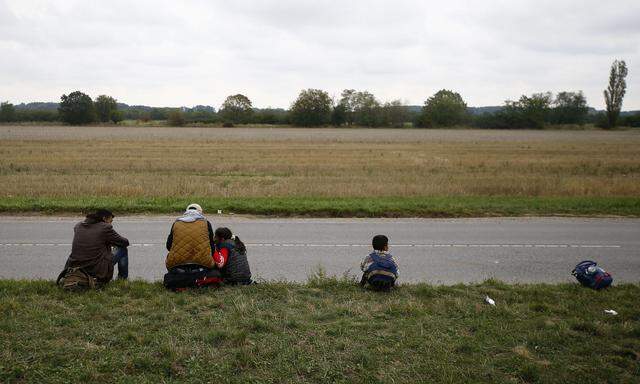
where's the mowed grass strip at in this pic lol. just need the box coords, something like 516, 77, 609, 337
1, 196, 640, 217
1, 279, 639, 383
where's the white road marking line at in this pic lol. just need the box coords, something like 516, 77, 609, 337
0, 243, 623, 248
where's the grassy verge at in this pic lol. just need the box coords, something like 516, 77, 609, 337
1, 278, 639, 383
0, 196, 639, 217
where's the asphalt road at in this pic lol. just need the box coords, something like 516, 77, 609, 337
1, 216, 639, 284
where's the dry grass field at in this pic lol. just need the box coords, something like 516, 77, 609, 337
1, 126, 639, 200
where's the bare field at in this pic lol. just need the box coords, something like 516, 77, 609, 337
1, 125, 639, 198
1, 125, 636, 142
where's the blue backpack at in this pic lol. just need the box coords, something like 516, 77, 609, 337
363, 252, 398, 290
572, 260, 613, 290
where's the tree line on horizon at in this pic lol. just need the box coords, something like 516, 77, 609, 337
1, 60, 637, 129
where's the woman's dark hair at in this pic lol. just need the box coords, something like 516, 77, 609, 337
85, 209, 114, 223
215, 227, 246, 254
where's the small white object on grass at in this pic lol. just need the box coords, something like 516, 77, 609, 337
604, 309, 618, 316
217, 209, 222, 214
484, 296, 496, 306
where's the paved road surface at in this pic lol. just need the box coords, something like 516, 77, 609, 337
1, 216, 638, 284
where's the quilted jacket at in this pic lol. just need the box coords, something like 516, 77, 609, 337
165, 219, 214, 269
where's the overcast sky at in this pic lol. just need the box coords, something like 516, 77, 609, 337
1, 0, 638, 109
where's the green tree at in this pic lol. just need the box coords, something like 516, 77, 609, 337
0, 102, 16, 122
111, 110, 123, 124
331, 102, 347, 126
290, 89, 332, 127
14, 109, 59, 122
253, 108, 288, 125
338, 89, 357, 125
604, 60, 628, 128
551, 91, 589, 125
187, 105, 217, 123
420, 90, 468, 127
58, 91, 96, 125
220, 94, 253, 125
472, 93, 552, 129
519, 92, 553, 128
337, 90, 383, 127
500, 92, 552, 129
382, 100, 408, 128
94, 95, 119, 123
620, 112, 640, 127
167, 109, 186, 127
352, 91, 382, 127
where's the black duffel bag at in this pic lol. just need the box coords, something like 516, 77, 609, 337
163, 264, 223, 291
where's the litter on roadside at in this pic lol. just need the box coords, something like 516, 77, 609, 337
604, 309, 618, 316
484, 296, 496, 306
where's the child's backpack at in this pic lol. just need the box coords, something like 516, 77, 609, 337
571, 260, 613, 290
363, 252, 398, 291
56, 267, 98, 291
163, 264, 223, 292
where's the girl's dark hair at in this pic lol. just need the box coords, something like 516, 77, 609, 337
86, 209, 114, 223
215, 227, 246, 254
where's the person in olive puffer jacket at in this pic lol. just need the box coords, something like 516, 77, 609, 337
213, 227, 252, 285
165, 203, 215, 270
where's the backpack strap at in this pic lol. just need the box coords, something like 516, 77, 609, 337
364, 252, 380, 275
56, 268, 70, 286
84, 269, 97, 289
362, 253, 378, 284
577, 260, 597, 268
572, 260, 596, 276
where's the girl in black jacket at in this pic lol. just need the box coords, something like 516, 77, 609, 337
213, 227, 252, 285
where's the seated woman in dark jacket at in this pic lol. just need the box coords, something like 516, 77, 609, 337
64, 209, 130, 283
213, 227, 252, 285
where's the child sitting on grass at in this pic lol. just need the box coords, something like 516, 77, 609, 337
360, 235, 399, 291
213, 227, 253, 285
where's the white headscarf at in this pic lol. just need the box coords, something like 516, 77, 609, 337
176, 209, 205, 223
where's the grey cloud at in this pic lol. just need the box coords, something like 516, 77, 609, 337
0, 0, 638, 109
